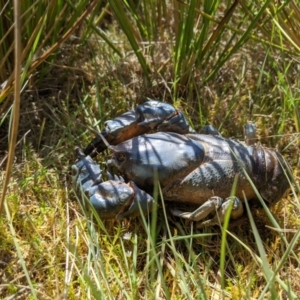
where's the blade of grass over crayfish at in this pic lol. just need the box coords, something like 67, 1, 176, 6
219, 174, 239, 291
136, 178, 171, 299
0, 0, 22, 213
150, 171, 159, 285
158, 183, 190, 298
157, 182, 212, 299
134, 179, 191, 298
74, 189, 111, 239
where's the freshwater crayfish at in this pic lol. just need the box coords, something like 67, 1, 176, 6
72, 100, 291, 227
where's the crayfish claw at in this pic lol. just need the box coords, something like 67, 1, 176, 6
84, 100, 192, 156
136, 100, 190, 133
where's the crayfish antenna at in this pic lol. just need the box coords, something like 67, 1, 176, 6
97, 131, 110, 148
88, 131, 111, 158
95, 131, 120, 154
89, 131, 117, 157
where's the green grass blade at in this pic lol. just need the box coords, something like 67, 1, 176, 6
107, 0, 151, 79
220, 174, 238, 291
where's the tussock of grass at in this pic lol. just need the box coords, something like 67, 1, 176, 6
1, 1, 300, 299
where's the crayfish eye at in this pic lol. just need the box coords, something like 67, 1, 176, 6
115, 152, 126, 163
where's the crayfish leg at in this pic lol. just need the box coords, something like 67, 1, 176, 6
197, 196, 244, 228
169, 196, 222, 221
169, 196, 244, 228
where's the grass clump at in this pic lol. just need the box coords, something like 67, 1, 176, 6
1, 0, 300, 299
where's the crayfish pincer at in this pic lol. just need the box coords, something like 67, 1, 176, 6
72, 100, 291, 227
